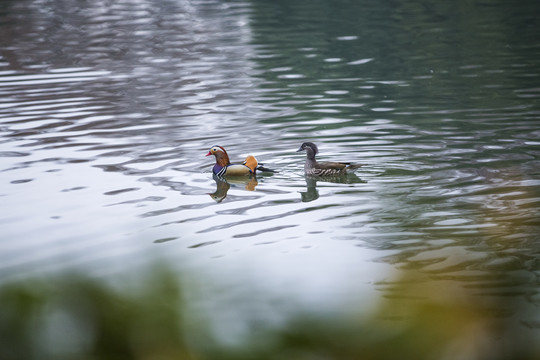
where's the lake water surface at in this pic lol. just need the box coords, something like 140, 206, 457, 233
1, 0, 540, 354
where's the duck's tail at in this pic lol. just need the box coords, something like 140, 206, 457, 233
345, 163, 363, 172
256, 165, 276, 173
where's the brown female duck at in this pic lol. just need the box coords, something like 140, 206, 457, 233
296, 142, 361, 176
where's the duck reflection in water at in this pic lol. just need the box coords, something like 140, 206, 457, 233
300, 173, 366, 202
209, 174, 258, 203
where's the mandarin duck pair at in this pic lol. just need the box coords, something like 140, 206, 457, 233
206, 142, 361, 176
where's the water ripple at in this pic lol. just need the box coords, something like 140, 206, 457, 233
0, 0, 539, 333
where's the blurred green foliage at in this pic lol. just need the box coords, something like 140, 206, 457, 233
0, 268, 195, 360
1, 267, 539, 360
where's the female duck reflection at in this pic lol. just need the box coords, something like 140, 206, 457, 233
300, 174, 366, 202
205, 145, 274, 202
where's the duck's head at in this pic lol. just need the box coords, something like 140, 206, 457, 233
206, 145, 230, 166
296, 142, 319, 156
206, 145, 226, 157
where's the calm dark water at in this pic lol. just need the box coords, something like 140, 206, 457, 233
1, 0, 540, 352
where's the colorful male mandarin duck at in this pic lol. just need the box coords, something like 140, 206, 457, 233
296, 142, 362, 176
206, 145, 273, 176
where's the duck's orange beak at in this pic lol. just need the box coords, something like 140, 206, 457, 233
205, 151, 212, 156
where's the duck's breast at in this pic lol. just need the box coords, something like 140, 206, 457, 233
213, 164, 225, 175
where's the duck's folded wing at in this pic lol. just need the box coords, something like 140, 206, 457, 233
224, 164, 253, 176
318, 161, 348, 170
